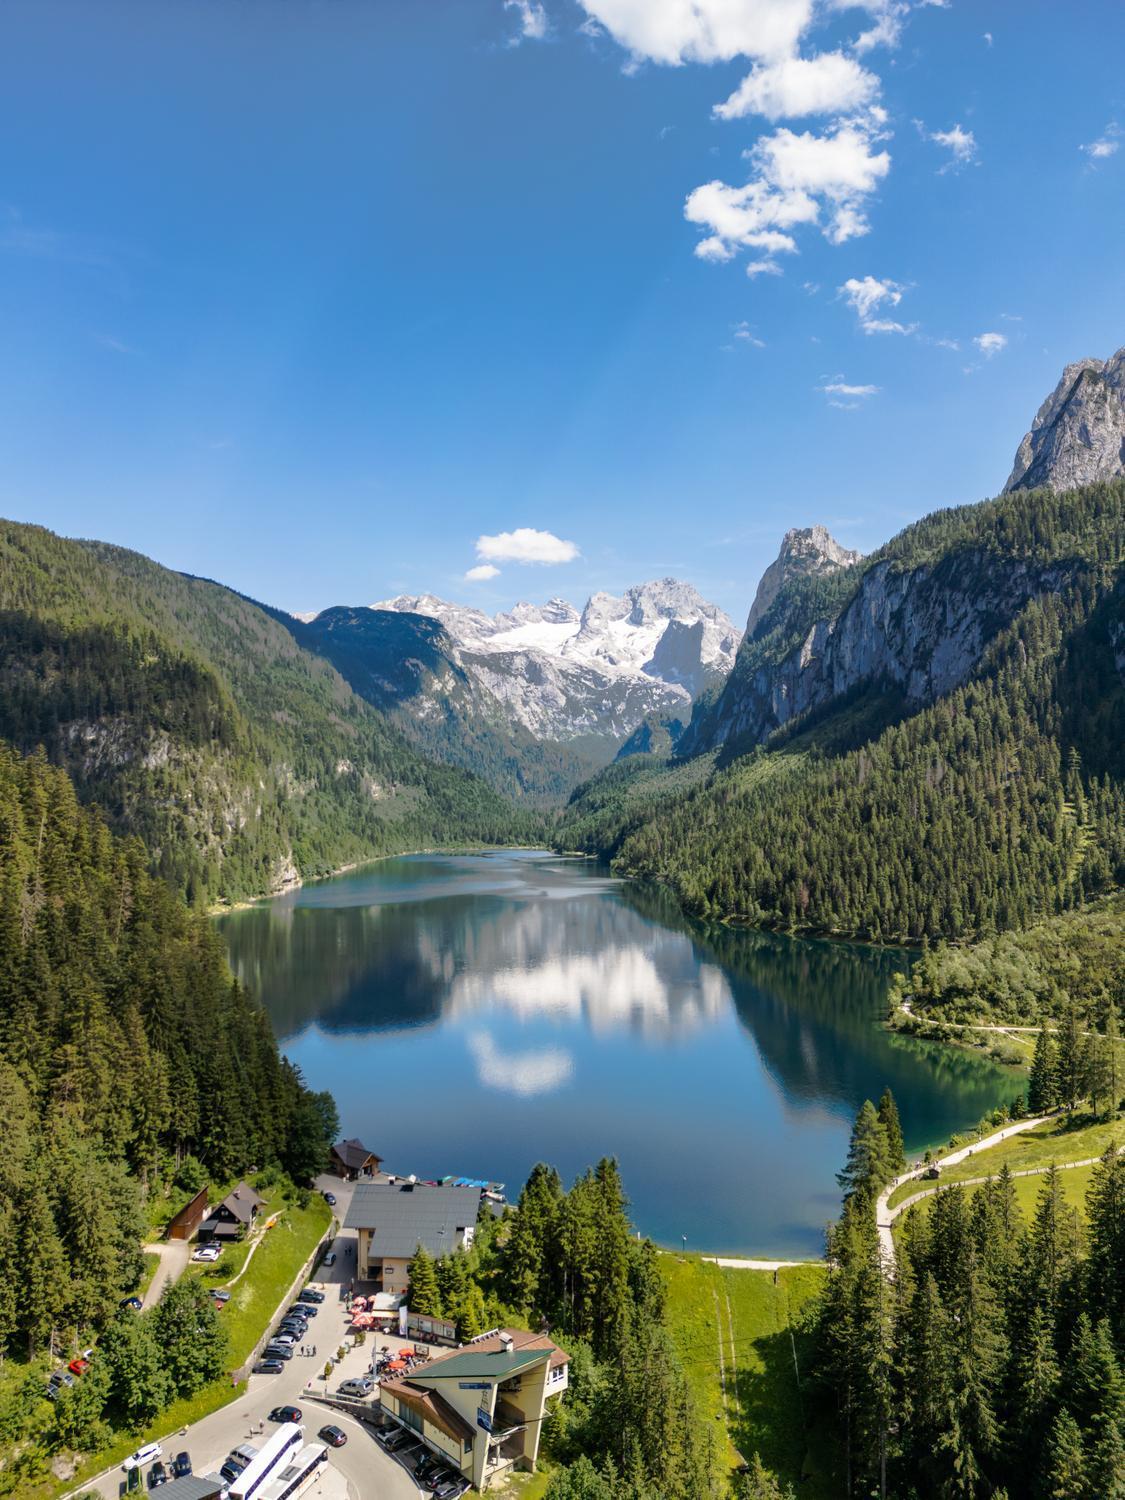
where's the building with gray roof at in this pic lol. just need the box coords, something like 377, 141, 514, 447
343, 1181, 482, 1297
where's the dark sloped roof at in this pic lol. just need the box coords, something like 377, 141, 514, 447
343, 1182, 482, 1258
221, 1181, 265, 1224
332, 1137, 382, 1169
151, 1476, 224, 1500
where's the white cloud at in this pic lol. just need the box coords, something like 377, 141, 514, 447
733, 321, 766, 346
974, 332, 1007, 357
934, 337, 960, 350
839, 274, 901, 320
688, 116, 891, 265
504, 0, 548, 42
821, 379, 879, 398
983, 31, 993, 46
746, 257, 784, 276
465, 564, 501, 581
574, 0, 815, 66
715, 52, 878, 122
838, 274, 916, 334
475, 527, 580, 565
1080, 123, 1121, 161
838, 0, 909, 54
915, 120, 978, 172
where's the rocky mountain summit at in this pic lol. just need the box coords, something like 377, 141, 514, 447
745, 525, 862, 634
1004, 346, 1125, 493
374, 579, 739, 744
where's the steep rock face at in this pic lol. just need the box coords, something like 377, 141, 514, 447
1004, 347, 1125, 493
745, 526, 862, 634
704, 549, 1067, 749
373, 579, 739, 744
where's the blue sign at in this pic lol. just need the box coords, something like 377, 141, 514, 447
459, 1381, 491, 1390
477, 1407, 492, 1432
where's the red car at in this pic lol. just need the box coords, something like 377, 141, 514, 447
67, 1358, 90, 1377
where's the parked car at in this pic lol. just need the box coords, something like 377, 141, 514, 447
319, 1425, 347, 1449
123, 1442, 163, 1471
279, 1320, 307, 1336
192, 1245, 221, 1263
432, 1478, 469, 1500
268, 1405, 303, 1424
170, 1452, 192, 1478
125, 1466, 142, 1493
120, 1295, 143, 1311
253, 1359, 285, 1375
322, 1251, 337, 1267
379, 1426, 415, 1453
297, 1287, 325, 1303
264, 1343, 294, 1361
337, 1376, 374, 1397
289, 1301, 317, 1318
212, 1289, 231, 1303
67, 1357, 89, 1376
147, 1460, 168, 1488
271, 1331, 297, 1347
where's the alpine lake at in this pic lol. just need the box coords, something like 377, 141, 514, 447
216, 851, 1015, 1258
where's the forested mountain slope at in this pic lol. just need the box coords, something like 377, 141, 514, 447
0, 521, 536, 903
282, 604, 605, 804
0, 745, 335, 1357
557, 481, 1125, 942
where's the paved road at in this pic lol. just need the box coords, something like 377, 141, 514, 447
140, 1240, 192, 1312
80, 1179, 418, 1500
875, 1114, 1051, 1272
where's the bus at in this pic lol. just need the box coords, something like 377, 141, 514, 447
259, 1442, 329, 1500
228, 1423, 303, 1500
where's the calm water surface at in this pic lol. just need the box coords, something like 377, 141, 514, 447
217, 851, 1014, 1257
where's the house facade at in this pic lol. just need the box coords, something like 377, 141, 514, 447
198, 1181, 264, 1241
379, 1328, 569, 1491
343, 1181, 481, 1294
329, 1137, 384, 1180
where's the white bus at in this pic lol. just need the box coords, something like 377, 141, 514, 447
259, 1442, 329, 1500
228, 1423, 304, 1500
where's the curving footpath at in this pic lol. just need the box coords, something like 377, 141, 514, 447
876, 1114, 1052, 1273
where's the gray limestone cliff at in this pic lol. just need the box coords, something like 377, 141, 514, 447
745, 525, 863, 635
1005, 347, 1125, 493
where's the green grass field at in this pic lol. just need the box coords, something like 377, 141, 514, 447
661, 1254, 834, 1496
887, 1113, 1123, 1210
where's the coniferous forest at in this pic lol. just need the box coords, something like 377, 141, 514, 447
0, 746, 336, 1358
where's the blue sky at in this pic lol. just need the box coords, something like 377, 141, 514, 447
2, 0, 1123, 624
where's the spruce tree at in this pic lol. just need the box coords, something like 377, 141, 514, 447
407, 1245, 442, 1316
877, 1088, 906, 1175
1029, 1027, 1059, 1113
837, 1100, 892, 1201
1045, 1409, 1087, 1500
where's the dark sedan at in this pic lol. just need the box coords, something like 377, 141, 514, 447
268, 1405, 303, 1424
252, 1359, 285, 1375
319, 1425, 347, 1449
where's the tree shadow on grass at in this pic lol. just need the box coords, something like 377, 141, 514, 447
727, 1324, 840, 1496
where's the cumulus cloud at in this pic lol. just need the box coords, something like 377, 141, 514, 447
465, 564, 501, 581
1080, 123, 1121, 162
838, 274, 916, 334
504, 0, 548, 42
974, 332, 1007, 357
715, 52, 878, 122
563, 0, 950, 274
916, 120, 978, 172
475, 527, 580, 565
574, 0, 814, 66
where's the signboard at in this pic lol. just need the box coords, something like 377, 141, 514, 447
459, 1382, 491, 1391
477, 1407, 493, 1432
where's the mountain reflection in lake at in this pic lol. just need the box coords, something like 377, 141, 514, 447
217, 852, 1015, 1256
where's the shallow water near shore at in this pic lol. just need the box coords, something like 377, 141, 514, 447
217, 850, 1014, 1258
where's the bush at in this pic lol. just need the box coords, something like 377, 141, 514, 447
174, 1155, 207, 1194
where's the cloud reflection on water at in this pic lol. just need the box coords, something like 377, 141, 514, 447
466, 1030, 575, 1097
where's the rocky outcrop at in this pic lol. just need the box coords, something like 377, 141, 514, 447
745, 526, 862, 635
705, 549, 1069, 750
1004, 347, 1125, 493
